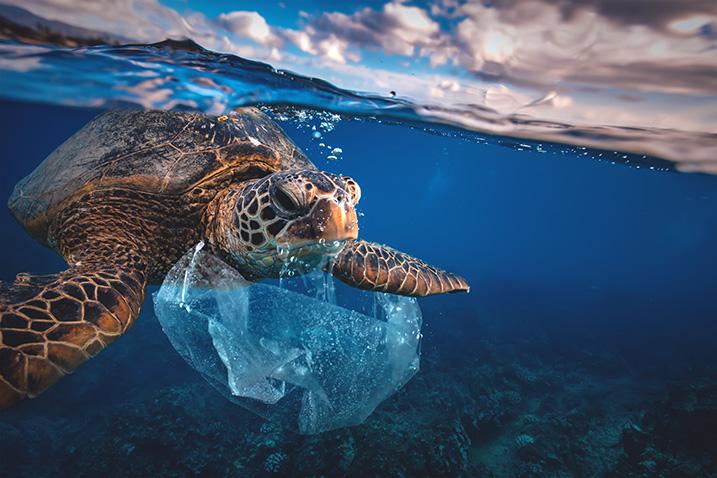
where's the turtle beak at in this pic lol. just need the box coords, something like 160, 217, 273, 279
278, 196, 358, 246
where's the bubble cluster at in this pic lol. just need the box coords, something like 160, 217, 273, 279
262, 106, 346, 163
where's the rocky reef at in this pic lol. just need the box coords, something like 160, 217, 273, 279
1, 305, 715, 477
612, 379, 717, 477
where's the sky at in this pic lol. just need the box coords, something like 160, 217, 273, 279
5, 0, 717, 138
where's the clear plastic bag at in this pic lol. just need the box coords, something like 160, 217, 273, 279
153, 242, 422, 434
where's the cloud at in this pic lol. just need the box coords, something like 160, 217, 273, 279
274, 0, 716, 97
281, 29, 358, 63
539, 0, 717, 31
283, 0, 445, 62
437, 1, 717, 95
4, 0, 195, 42
7, 1, 290, 61
218, 11, 281, 48
15, 0, 715, 97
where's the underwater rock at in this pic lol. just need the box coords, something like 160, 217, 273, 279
153, 242, 422, 434
611, 379, 717, 477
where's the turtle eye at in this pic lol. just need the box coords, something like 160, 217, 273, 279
271, 185, 304, 217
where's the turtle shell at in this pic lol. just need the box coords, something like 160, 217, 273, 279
8, 107, 314, 241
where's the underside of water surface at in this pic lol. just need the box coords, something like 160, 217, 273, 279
1, 2, 717, 477
0, 2, 715, 173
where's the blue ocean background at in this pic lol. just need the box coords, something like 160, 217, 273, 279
1, 2, 717, 471
1, 95, 716, 476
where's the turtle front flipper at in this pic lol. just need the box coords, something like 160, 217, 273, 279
330, 240, 470, 297
0, 266, 145, 409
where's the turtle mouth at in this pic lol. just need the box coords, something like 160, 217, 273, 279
274, 239, 348, 260
267, 239, 348, 275
232, 239, 350, 278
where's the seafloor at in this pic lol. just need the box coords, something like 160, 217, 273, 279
1, 299, 715, 478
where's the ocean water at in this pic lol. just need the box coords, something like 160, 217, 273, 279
1, 6, 717, 478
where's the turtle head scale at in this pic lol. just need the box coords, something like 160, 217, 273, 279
204, 169, 361, 278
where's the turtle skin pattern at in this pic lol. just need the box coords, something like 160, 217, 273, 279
0, 267, 145, 409
0, 184, 164, 410
332, 240, 470, 297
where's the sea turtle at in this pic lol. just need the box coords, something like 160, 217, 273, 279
0, 108, 469, 409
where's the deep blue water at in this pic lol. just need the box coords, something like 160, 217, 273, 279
1, 98, 716, 476
1, 1, 717, 473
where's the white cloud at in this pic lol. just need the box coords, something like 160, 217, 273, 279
278, 0, 716, 96
442, 1, 717, 95
282, 0, 445, 62
218, 11, 281, 48
6, 0, 194, 42
282, 29, 316, 55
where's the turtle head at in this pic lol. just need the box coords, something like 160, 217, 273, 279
206, 169, 361, 278
205, 168, 469, 297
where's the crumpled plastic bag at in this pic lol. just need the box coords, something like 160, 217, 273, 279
153, 242, 422, 434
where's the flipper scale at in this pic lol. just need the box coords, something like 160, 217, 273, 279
0, 267, 145, 409
331, 240, 470, 297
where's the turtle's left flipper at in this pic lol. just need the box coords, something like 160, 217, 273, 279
0, 266, 145, 409
330, 240, 469, 297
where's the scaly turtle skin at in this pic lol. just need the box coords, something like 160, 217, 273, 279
0, 108, 469, 410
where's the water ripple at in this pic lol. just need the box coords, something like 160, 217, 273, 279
1, 38, 715, 173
